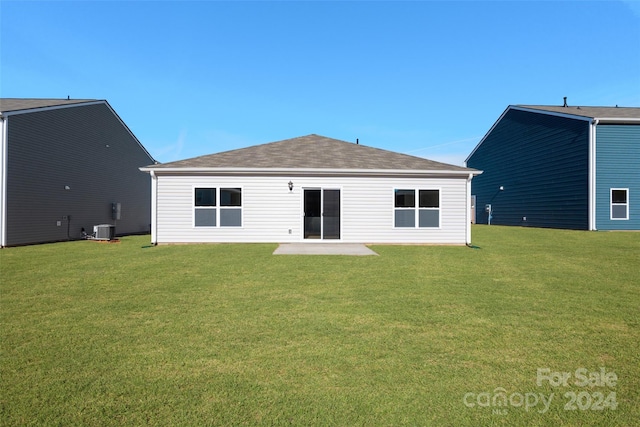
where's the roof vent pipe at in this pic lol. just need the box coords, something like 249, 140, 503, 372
356, 138, 359, 145
563, 97, 568, 107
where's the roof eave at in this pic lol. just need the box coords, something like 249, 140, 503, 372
512, 107, 640, 123
594, 117, 640, 124
139, 166, 481, 177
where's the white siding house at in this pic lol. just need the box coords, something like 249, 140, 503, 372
141, 135, 481, 245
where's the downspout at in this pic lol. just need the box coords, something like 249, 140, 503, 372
150, 170, 158, 245
588, 119, 598, 230
0, 116, 7, 248
466, 173, 473, 245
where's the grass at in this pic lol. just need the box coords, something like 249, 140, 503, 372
1, 226, 638, 426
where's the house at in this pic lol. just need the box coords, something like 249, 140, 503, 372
465, 103, 640, 230
140, 134, 481, 245
0, 98, 155, 247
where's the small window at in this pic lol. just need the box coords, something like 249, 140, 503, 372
395, 189, 415, 227
611, 189, 629, 220
220, 188, 242, 227
194, 188, 217, 227
194, 187, 242, 227
394, 189, 440, 228
419, 190, 440, 228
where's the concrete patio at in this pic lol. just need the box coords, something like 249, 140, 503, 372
273, 243, 378, 256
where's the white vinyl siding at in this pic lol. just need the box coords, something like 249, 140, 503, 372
154, 175, 469, 244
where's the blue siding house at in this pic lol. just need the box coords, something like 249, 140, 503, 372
465, 104, 640, 230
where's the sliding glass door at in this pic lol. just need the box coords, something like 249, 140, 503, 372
303, 189, 340, 240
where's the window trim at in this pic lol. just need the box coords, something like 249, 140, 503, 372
393, 188, 441, 229
193, 186, 243, 228
610, 188, 629, 221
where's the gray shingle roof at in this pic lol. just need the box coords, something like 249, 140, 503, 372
145, 134, 476, 173
0, 98, 98, 114
517, 105, 640, 120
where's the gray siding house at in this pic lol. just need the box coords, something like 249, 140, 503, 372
466, 104, 640, 230
0, 98, 155, 247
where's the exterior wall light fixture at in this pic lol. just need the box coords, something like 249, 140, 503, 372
288, 181, 294, 191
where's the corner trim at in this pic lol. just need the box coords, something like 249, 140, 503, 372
588, 120, 598, 230
0, 116, 7, 247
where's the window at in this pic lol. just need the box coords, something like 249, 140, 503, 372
394, 189, 440, 228
194, 188, 216, 226
194, 187, 242, 227
394, 189, 415, 227
610, 188, 628, 220
220, 188, 242, 227
419, 189, 440, 227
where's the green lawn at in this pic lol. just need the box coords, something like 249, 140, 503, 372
1, 226, 638, 426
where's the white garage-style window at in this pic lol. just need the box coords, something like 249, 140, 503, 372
394, 189, 440, 228
610, 188, 629, 220
194, 187, 242, 227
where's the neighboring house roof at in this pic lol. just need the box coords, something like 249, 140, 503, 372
142, 134, 479, 175
516, 105, 640, 122
0, 98, 99, 115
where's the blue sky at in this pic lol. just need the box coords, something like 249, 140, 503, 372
2, 1, 639, 166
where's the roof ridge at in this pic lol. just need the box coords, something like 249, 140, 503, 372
519, 104, 640, 109
146, 134, 476, 172
512, 104, 640, 120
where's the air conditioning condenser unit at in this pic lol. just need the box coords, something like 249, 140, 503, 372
93, 224, 116, 240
